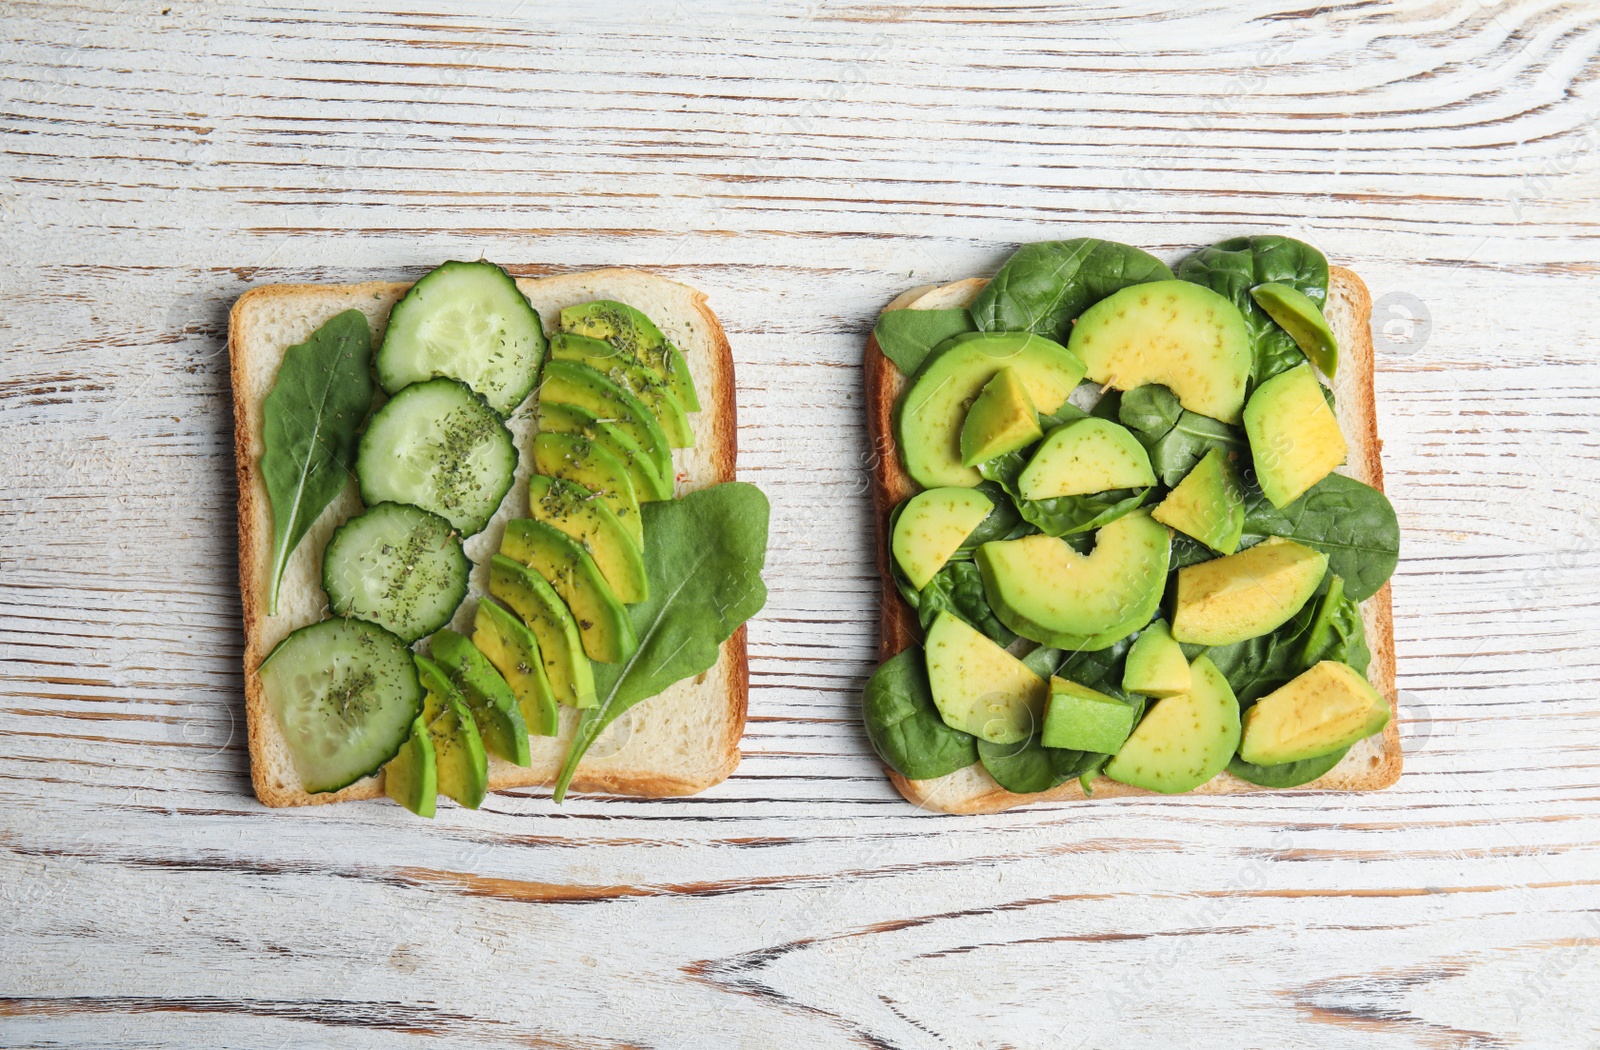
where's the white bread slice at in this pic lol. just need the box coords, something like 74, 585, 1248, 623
866, 266, 1399, 814
231, 268, 744, 808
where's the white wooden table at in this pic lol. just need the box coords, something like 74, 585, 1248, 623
4, 2, 1599, 1047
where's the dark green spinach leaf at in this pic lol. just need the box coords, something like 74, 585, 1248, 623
862, 647, 979, 780
260, 309, 373, 616
1118, 384, 1246, 488
1177, 235, 1328, 385
1228, 747, 1349, 788
976, 734, 1101, 794
909, 560, 1016, 647
555, 483, 770, 802
873, 307, 976, 375
971, 239, 1175, 343
1240, 472, 1399, 602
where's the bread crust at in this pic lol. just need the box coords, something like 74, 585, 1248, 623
866, 266, 1401, 813
232, 269, 744, 808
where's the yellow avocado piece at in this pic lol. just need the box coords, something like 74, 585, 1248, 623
1122, 620, 1191, 699
1017, 417, 1155, 500
1151, 446, 1244, 554
1240, 661, 1390, 766
1105, 656, 1240, 794
1172, 537, 1328, 646
960, 367, 1042, 468
924, 611, 1047, 745
892, 487, 994, 591
1243, 363, 1348, 509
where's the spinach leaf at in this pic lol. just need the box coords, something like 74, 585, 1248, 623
1021, 644, 1065, 679
958, 481, 1022, 551
873, 307, 976, 375
1299, 575, 1371, 674
971, 239, 1175, 343
1240, 473, 1399, 602
911, 560, 1016, 647
260, 308, 373, 615
976, 734, 1101, 794
862, 647, 979, 780
1057, 635, 1135, 698
1228, 747, 1349, 788
554, 483, 770, 802
1169, 534, 1216, 571
1176, 235, 1328, 385
978, 448, 1150, 537
1118, 384, 1246, 488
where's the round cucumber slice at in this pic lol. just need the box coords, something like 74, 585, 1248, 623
258, 618, 424, 793
376, 260, 546, 415
323, 502, 469, 644
357, 378, 517, 535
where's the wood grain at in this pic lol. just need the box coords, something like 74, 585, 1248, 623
4, 1, 1600, 1046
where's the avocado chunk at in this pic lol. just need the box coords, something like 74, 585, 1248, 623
525, 474, 647, 604
1251, 282, 1338, 378
472, 601, 559, 736
896, 331, 1087, 489
549, 332, 693, 447
1151, 446, 1244, 554
532, 431, 643, 548
891, 487, 995, 590
1122, 619, 1190, 698
960, 367, 1042, 467
1172, 536, 1328, 646
1239, 660, 1390, 766
1243, 363, 1348, 508
924, 611, 1048, 744
501, 519, 637, 665
488, 554, 596, 708
558, 299, 699, 412
1017, 417, 1155, 500
1068, 280, 1252, 424
976, 510, 1170, 650
384, 713, 437, 818
428, 629, 531, 767
1104, 656, 1240, 793
538, 360, 673, 482
1041, 677, 1138, 754
537, 400, 672, 502
413, 655, 488, 810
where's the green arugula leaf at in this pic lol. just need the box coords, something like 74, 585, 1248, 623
260, 309, 373, 615
874, 307, 976, 375
553, 482, 770, 802
971, 239, 1174, 343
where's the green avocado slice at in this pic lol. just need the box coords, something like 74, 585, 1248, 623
501, 519, 637, 664
487, 554, 596, 709
1105, 656, 1240, 794
472, 601, 559, 736
525, 474, 648, 603
428, 629, 531, 767
549, 332, 693, 447
383, 713, 437, 818
413, 655, 488, 810
537, 400, 672, 501
1251, 282, 1338, 378
531, 431, 643, 548
538, 360, 674, 482
558, 299, 700, 413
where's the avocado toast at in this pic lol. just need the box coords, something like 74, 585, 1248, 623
864, 238, 1399, 814
233, 265, 767, 810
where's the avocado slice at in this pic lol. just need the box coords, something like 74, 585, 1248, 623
472, 601, 559, 736
501, 519, 637, 664
1151, 447, 1244, 554
1041, 677, 1139, 754
487, 554, 597, 708
413, 655, 488, 810
1251, 282, 1338, 378
558, 299, 700, 412
924, 611, 1048, 744
538, 360, 673, 482
1172, 536, 1328, 646
1068, 280, 1252, 424
896, 331, 1086, 489
531, 432, 643, 548
891, 487, 994, 590
525, 474, 647, 604
428, 629, 531, 767
537, 400, 672, 502
1239, 660, 1390, 766
960, 367, 1041, 467
1017, 417, 1155, 501
976, 510, 1170, 650
1243, 363, 1348, 508
383, 713, 437, 818
1104, 655, 1240, 793
548, 332, 693, 447
1122, 619, 1190, 698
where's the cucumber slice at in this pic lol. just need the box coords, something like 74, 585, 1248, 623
537, 400, 672, 501
488, 554, 596, 708
538, 360, 673, 481
557, 300, 700, 412
258, 618, 424, 794
429, 629, 531, 766
549, 333, 693, 447
531, 432, 643, 548
357, 378, 517, 535
376, 260, 545, 416
473, 601, 559, 736
415, 655, 488, 810
322, 502, 469, 644
384, 714, 437, 817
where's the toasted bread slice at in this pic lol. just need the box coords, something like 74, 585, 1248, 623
866, 266, 1399, 814
232, 268, 744, 808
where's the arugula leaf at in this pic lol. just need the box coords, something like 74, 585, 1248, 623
553, 482, 770, 802
978, 448, 1150, 537
1240, 473, 1399, 602
863, 647, 979, 781
971, 239, 1174, 343
1118, 384, 1246, 488
260, 309, 373, 615
1177, 235, 1328, 386
873, 307, 976, 375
